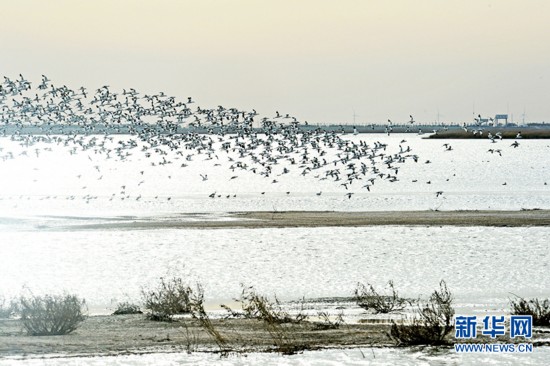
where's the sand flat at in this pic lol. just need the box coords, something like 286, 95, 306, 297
57, 210, 550, 230
0, 315, 391, 357
1, 315, 547, 358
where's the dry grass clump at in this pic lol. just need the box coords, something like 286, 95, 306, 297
112, 301, 142, 315
354, 280, 410, 314
390, 280, 454, 345
510, 296, 550, 326
222, 285, 308, 324
142, 278, 228, 352
188, 284, 228, 352
312, 311, 345, 331
142, 277, 192, 321
18, 293, 87, 336
221, 286, 309, 354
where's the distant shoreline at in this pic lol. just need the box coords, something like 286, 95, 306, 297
55, 210, 550, 231
2, 123, 550, 136
428, 128, 550, 139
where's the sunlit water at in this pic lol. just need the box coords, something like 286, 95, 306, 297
0, 133, 549, 364
1, 347, 549, 366
0, 134, 548, 215
0, 226, 549, 314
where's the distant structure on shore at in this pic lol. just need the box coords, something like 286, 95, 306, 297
475, 114, 509, 126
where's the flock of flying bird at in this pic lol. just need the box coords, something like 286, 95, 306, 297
0, 74, 527, 204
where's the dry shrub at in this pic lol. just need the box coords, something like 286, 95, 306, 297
354, 280, 410, 314
390, 280, 454, 345
0, 296, 15, 319
142, 277, 192, 321
18, 293, 87, 336
510, 296, 550, 326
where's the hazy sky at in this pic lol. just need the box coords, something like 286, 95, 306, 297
1, 0, 549, 124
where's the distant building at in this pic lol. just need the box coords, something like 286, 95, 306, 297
494, 114, 508, 125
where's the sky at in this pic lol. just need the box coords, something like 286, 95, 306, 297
1, 0, 550, 124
